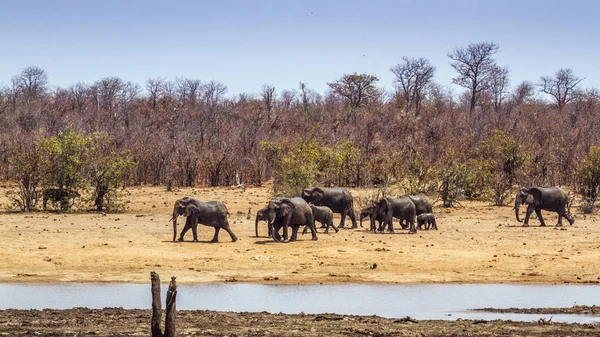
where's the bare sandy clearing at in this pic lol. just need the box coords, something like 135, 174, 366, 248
0, 185, 598, 284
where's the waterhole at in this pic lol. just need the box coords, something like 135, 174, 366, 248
1, 283, 599, 323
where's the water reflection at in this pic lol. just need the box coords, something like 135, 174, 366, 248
1, 283, 599, 323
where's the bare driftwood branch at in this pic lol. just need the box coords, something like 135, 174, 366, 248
151, 272, 177, 337
151, 271, 162, 337
165, 276, 178, 337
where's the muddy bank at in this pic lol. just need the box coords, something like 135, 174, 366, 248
474, 305, 600, 315
0, 308, 598, 337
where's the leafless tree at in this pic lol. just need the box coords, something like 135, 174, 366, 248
327, 73, 379, 109
390, 57, 435, 116
487, 65, 510, 114
12, 65, 48, 101
512, 81, 535, 106
175, 77, 201, 108
539, 68, 585, 112
261, 85, 276, 121
146, 78, 165, 113
448, 42, 499, 114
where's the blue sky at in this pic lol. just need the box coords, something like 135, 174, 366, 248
1, 0, 599, 96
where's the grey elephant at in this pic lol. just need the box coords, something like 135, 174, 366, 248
302, 204, 338, 234
399, 195, 433, 229
416, 213, 437, 230
373, 196, 417, 234
171, 197, 238, 242
269, 197, 318, 242
359, 204, 384, 232
302, 187, 358, 229
255, 206, 276, 238
514, 187, 574, 227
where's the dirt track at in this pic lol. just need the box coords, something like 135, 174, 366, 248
0, 185, 599, 285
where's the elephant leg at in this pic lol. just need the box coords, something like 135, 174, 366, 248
268, 221, 273, 238
535, 209, 546, 227
305, 214, 318, 241
210, 227, 220, 243
408, 218, 416, 234
523, 205, 535, 227
282, 221, 289, 243
331, 220, 339, 233
338, 211, 347, 229
291, 225, 300, 241
324, 222, 329, 234
387, 215, 395, 233
272, 224, 282, 242
301, 225, 308, 235
191, 223, 199, 242
348, 207, 358, 228
223, 221, 238, 242
178, 217, 192, 241
400, 219, 408, 230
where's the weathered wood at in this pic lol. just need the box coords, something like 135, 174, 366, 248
164, 276, 178, 337
150, 271, 163, 337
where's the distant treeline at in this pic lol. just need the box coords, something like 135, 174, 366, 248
1, 41, 600, 211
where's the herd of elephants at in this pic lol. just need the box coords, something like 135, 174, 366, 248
170, 186, 575, 243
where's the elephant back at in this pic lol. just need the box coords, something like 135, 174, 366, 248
406, 195, 433, 215
390, 196, 417, 218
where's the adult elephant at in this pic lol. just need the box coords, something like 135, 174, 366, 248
373, 196, 417, 234
399, 195, 433, 229
255, 206, 275, 238
302, 187, 358, 229
269, 197, 318, 242
171, 197, 238, 242
514, 187, 574, 227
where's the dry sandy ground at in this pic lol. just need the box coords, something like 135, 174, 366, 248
0, 185, 599, 284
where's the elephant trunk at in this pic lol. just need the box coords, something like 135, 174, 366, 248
172, 211, 179, 241
255, 215, 260, 237
360, 213, 365, 228
514, 194, 523, 222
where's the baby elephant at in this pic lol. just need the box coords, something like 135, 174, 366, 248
417, 213, 437, 230
303, 205, 338, 234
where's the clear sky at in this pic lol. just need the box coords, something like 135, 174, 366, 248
1, 0, 599, 96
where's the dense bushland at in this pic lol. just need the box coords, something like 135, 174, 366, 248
1, 42, 600, 211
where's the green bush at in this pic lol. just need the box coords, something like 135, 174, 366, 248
479, 130, 527, 205
578, 145, 600, 213
261, 139, 360, 195
87, 133, 136, 212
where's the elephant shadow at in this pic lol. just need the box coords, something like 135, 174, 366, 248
371, 231, 416, 235
161, 240, 225, 244
253, 239, 277, 245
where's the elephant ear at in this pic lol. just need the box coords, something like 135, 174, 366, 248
184, 204, 199, 217
312, 188, 325, 203
525, 194, 535, 204
527, 188, 543, 204
172, 198, 188, 218
275, 199, 295, 217
378, 198, 390, 212
281, 198, 296, 210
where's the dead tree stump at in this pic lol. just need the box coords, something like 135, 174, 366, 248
151, 271, 178, 337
